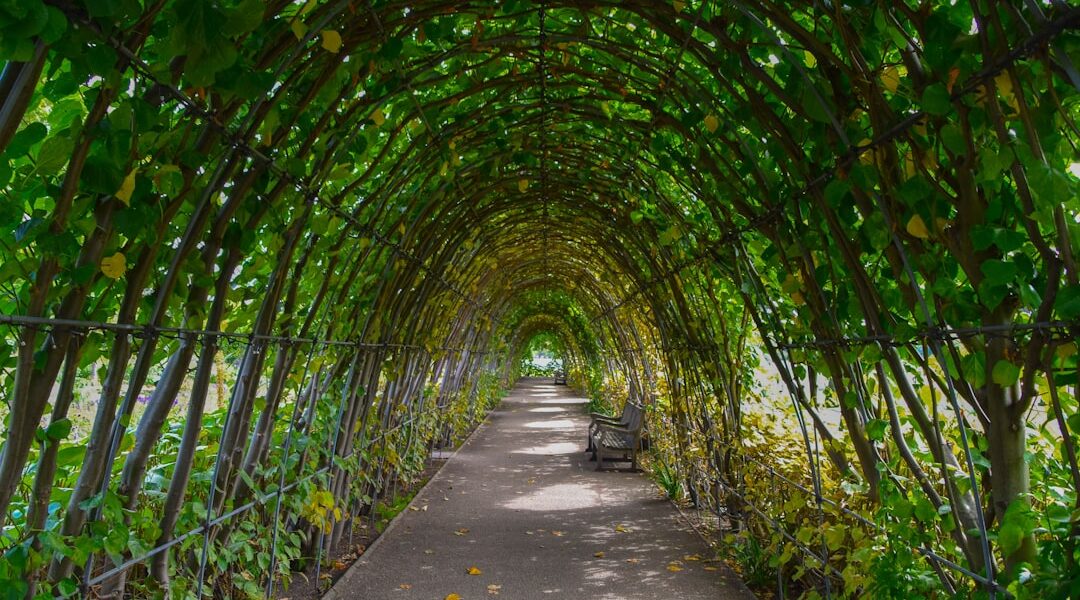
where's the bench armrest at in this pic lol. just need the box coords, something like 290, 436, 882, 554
589, 412, 622, 422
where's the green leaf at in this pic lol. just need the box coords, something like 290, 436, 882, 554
921, 83, 952, 116
980, 259, 1017, 286
35, 133, 74, 175
78, 492, 104, 511
223, 0, 263, 36
998, 499, 1035, 556
45, 418, 72, 441
998, 522, 1024, 556
1066, 414, 1080, 436
991, 360, 1020, 387
8, 122, 47, 156
380, 36, 404, 60
940, 123, 966, 155
914, 496, 937, 523
865, 419, 888, 442
1054, 285, 1080, 319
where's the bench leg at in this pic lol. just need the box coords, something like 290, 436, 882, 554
595, 447, 605, 471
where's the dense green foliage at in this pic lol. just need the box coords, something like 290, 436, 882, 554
0, 0, 1078, 598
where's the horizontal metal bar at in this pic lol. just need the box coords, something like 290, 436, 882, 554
0, 313, 484, 354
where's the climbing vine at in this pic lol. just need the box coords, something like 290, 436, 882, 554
0, 0, 1078, 598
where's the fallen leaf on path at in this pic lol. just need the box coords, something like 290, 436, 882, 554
445, 595, 462, 600
552, 531, 565, 537
399, 583, 412, 589
704, 566, 720, 571
454, 528, 470, 536
684, 554, 702, 561
626, 558, 641, 564
467, 566, 482, 575
525, 531, 533, 535
667, 562, 684, 572
614, 524, 629, 533
487, 584, 502, 595
424, 549, 434, 555
593, 551, 605, 558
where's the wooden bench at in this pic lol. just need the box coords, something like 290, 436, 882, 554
553, 369, 567, 385
590, 402, 644, 471
586, 402, 631, 454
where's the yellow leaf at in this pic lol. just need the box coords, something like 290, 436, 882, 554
881, 66, 900, 94
994, 72, 1019, 115
683, 554, 702, 561
116, 170, 136, 205
791, 291, 805, 306
467, 566, 482, 576
906, 214, 929, 239
517, 179, 529, 193
803, 50, 816, 68
703, 114, 718, 134
1057, 342, 1077, 359
902, 152, 917, 180
673, 0, 686, 11
704, 565, 719, 571
856, 138, 875, 165
399, 584, 412, 590
372, 108, 385, 126
667, 562, 684, 572
454, 528, 470, 536
593, 551, 605, 558
291, 19, 308, 40
101, 253, 127, 279
445, 595, 462, 600
614, 524, 629, 533
321, 30, 342, 53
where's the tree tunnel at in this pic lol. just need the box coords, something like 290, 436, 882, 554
0, 0, 1079, 597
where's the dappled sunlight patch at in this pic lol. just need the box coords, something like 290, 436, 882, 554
536, 398, 587, 406
502, 483, 607, 511
523, 418, 578, 430
511, 441, 580, 455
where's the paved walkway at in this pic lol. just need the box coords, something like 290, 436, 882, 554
326, 378, 754, 600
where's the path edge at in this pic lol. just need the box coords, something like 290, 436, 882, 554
322, 401, 502, 599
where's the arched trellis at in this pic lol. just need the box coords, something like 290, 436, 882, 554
0, 0, 1078, 598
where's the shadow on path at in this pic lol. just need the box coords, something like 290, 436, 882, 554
325, 378, 755, 600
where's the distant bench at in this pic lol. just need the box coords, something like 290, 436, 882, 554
553, 370, 567, 385
587, 402, 644, 471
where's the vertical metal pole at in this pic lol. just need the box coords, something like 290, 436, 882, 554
196, 336, 248, 599
313, 349, 360, 591
265, 339, 325, 598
